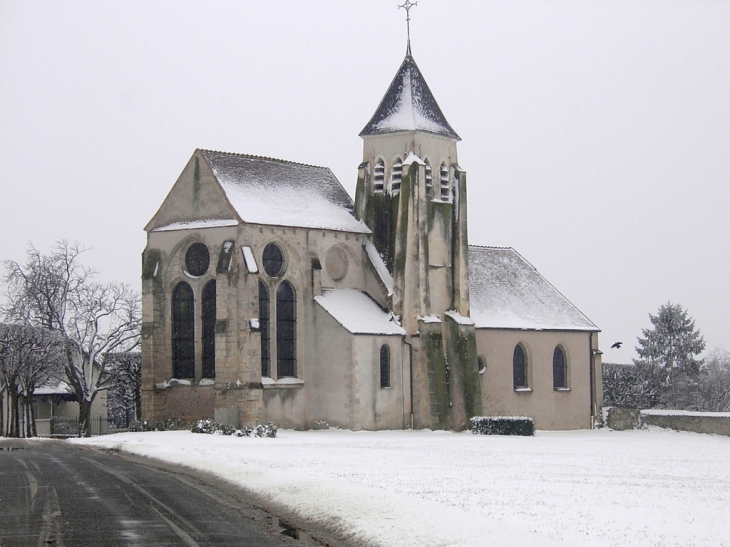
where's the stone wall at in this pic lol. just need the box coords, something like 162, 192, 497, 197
606, 407, 730, 436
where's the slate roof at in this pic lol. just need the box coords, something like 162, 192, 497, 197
199, 150, 371, 234
315, 289, 406, 335
360, 55, 460, 140
468, 246, 598, 331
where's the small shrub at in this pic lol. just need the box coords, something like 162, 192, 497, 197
470, 416, 534, 436
191, 419, 277, 438
128, 419, 155, 432
254, 422, 277, 438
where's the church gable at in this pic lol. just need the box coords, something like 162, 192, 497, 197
201, 150, 371, 234
145, 150, 240, 233
468, 246, 598, 331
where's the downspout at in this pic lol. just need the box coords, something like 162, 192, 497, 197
589, 332, 596, 427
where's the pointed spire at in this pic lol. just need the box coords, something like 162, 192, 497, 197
359, 54, 460, 140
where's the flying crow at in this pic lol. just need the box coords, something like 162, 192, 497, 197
611, 342, 623, 349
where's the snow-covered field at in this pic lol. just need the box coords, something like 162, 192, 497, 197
74, 428, 730, 547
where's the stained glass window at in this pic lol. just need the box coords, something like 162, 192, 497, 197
259, 280, 270, 377
172, 282, 195, 379
276, 281, 296, 378
202, 280, 216, 379
380, 345, 390, 388
553, 346, 567, 389
185, 243, 209, 277
513, 344, 527, 389
263, 243, 285, 277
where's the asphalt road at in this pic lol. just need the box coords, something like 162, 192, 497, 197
0, 438, 327, 547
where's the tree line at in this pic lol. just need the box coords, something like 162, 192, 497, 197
0, 241, 141, 437
603, 302, 730, 412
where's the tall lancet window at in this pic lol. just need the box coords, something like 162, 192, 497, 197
424, 159, 433, 198
439, 162, 450, 200
172, 282, 195, 379
374, 159, 385, 193
201, 280, 216, 379
276, 281, 296, 378
390, 157, 403, 195
259, 280, 271, 378
513, 344, 528, 389
553, 346, 567, 389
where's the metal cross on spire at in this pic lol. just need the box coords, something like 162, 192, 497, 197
399, 0, 417, 56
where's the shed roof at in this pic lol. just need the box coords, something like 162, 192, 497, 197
200, 150, 371, 234
315, 289, 405, 335
360, 55, 460, 140
468, 246, 598, 331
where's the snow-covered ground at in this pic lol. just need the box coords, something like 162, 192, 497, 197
73, 428, 730, 547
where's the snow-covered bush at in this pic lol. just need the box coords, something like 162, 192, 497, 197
254, 422, 277, 438
470, 416, 534, 436
128, 418, 180, 432
191, 419, 277, 438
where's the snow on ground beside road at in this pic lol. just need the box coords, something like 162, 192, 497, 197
73, 428, 730, 547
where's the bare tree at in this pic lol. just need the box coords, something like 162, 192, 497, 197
3, 241, 140, 437
697, 349, 730, 412
0, 324, 64, 437
105, 351, 142, 428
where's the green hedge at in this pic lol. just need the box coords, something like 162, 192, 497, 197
470, 416, 534, 436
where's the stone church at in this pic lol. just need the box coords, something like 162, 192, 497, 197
141, 46, 603, 431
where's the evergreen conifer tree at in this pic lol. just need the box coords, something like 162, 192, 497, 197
633, 302, 705, 408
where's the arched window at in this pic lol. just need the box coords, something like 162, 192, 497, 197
424, 159, 433, 198
553, 346, 567, 389
390, 157, 403, 195
201, 280, 216, 378
380, 345, 390, 388
259, 280, 270, 377
513, 344, 528, 389
172, 282, 195, 379
439, 162, 450, 200
478, 356, 486, 374
373, 159, 385, 193
276, 281, 296, 378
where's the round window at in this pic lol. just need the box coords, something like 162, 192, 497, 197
185, 243, 210, 277
478, 356, 487, 374
325, 246, 349, 281
262, 243, 285, 277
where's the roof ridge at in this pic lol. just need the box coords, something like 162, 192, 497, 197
469, 244, 515, 251
199, 149, 329, 171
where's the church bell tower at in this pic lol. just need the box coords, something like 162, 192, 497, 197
353, 22, 482, 429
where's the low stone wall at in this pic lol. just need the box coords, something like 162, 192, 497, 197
606, 407, 730, 436
641, 410, 730, 436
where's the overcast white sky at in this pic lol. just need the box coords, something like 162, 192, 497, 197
1, 0, 728, 364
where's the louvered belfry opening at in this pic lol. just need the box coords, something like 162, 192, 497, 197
390, 158, 403, 195
172, 282, 195, 379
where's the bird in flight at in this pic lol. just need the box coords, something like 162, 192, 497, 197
611, 342, 623, 349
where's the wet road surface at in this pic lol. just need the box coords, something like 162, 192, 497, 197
0, 439, 326, 547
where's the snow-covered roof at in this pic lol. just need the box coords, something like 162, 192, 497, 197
152, 219, 239, 232
468, 246, 598, 331
360, 55, 460, 140
34, 381, 73, 396
364, 241, 393, 296
200, 150, 371, 234
315, 289, 406, 335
